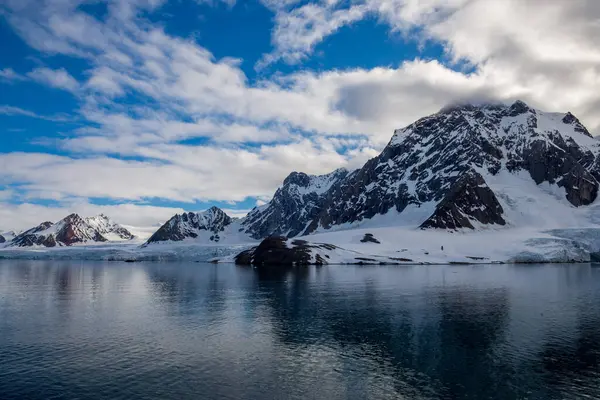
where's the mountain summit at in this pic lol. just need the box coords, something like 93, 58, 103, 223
145, 206, 233, 245
85, 214, 135, 240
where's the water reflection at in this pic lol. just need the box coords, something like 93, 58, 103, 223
0, 262, 599, 400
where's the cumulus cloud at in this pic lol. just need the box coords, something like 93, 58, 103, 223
258, 0, 600, 132
0, 136, 365, 205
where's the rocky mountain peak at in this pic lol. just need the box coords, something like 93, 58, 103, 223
85, 214, 135, 240
145, 206, 233, 245
242, 168, 350, 239
507, 99, 531, 116
283, 171, 311, 187
562, 111, 592, 137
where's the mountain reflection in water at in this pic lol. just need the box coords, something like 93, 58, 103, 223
0, 261, 599, 400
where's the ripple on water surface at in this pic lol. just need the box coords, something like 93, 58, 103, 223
0, 261, 599, 399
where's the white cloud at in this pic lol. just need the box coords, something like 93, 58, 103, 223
0, 68, 25, 82
2, 0, 600, 214
257, 2, 369, 68
0, 201, 183, 234
27, 67, 80, 92
0, 105, 72, 122
0, 137, 365, 205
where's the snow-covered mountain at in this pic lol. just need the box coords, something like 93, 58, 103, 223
241, 168, 350, 238
9, 214, 135, 247
240, 100, 600, 235
85, 214, 136, 240
145, 206, 235, 245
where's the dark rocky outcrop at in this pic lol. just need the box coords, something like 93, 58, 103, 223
360, 233, 380, 243
0, 235, 5, 244
420, 171, 506, 230
235, 236, 334, 266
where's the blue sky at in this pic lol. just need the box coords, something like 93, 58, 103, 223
1, 0, 599, 230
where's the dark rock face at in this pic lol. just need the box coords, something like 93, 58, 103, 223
242, 100, 600, 235
235, 236, 335, 266
0, 235, 5, 244
360, 233, 380, 243
13, 233, 58, 247
420, 171, 506, 230
146, 206, 232, 244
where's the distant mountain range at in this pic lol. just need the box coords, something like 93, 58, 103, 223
6, 214, 135, 247
6, 100, 600, 249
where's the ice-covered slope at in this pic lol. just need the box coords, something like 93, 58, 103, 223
0, 231, 16, 242
145, 206, 251, 245
241, 100, 600, 235
85, 214, 135, 240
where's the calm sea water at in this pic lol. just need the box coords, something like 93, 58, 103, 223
1, 261, 599, 400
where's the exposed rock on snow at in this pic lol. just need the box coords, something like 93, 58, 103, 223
0, 235, 5, 244
420, 171, 505, 229
235, 236, 327, 266
360, 233, 380, 243
145, 206, 233, 245
233, 236, 418, 266
0, 231, 16, 242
